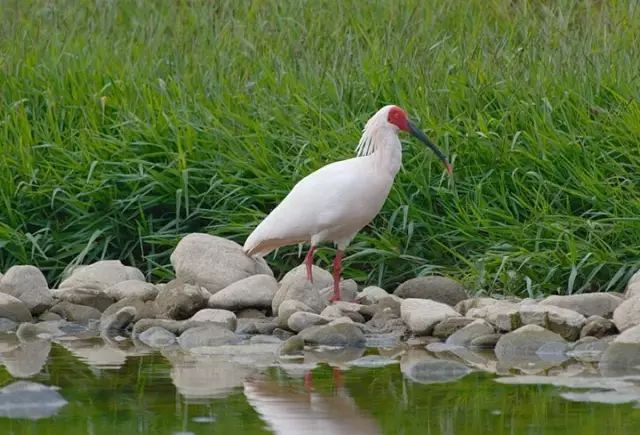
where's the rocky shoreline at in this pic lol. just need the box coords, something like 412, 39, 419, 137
1, 232, 640, 382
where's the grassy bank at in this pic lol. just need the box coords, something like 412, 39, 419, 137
1, 0, 640, 295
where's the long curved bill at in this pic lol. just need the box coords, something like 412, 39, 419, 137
408, 120, 453, 175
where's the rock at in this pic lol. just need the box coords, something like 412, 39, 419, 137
236, 318, 276, 335
279, 335, 305, 355
566, 337, 609, 363
625, 281, 640, 299
580, 315, 617, 338
519, 304, 585, 341
360, 297, 401, 320
467, 301, 521, 332
0, 318, 18, 332
394, 276, 467, 306
287, 312, 330, 332
50, 301, 103, 323
59, 260, 144, 291
104, 280, 158, 301
400, 298, 460, 336
273, 328, 294, 341
208, 274, 278, 312
101, 297, 157, 323
319, 279, 359, 303
237, 308, 266, 319
272, 267, 329, 314
133, 318, 208, 337
445, 319, 494, 346
276, 299, 313, 329
355, 286, 389, 304
614, 324, 640, 344
254, 319, 277, 335
189, 309, 237, 331
0, 381, 67, 419
613, 296, 640, 331
177, 324, 240, 350
51, 287, 115, 312
38, 312, 62, 322
16, 322, 64, 341
454, 298, 499, 316
298, 322, 365, 346
495, 324, 566, 363
0, 293, 32, 322
540, 293, 622, 318
433, 317, 476, 339
249, 335, 282, 344
320, 302, 365, 323
0, 265, 53, 315
599, 342, 640, 376
100, 306, 137, 335
155, 281, 209, 320
170, 233, 272, 294
469, 334, 501, 349
138, 326, 176, 348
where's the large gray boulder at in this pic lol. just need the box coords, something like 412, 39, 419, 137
394, 276, 467, 306
155, 281, 209, 320
519, 304, 585, 341
0, 265, 53, 315
495, 324, 566, 363
0, 293, 33, 322
539, 293, 622, 318
50, 301, 100, 324
613, 296, 640, 331
59, 260, 144, 291
170, 233, 272, 294
208, 274, 278, 311
272, 265, 332, 314
400, 298, 460, 336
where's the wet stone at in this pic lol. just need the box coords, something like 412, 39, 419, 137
433, 317, 475, 339
138, 326, 177, 348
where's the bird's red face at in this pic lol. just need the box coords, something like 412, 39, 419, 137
387, 106, 410, 131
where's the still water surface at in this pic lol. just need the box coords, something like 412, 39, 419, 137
0, 333, 639, 435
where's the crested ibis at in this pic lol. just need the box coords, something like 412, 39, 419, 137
243, 105, 452, 301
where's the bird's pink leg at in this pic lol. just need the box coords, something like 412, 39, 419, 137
329, 249, 344, 302
304, 246, 317, 283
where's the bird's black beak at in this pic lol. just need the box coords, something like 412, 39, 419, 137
408, 120, 453, 175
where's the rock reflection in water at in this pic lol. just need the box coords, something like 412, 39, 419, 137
165, 349, 255, 400
244, 369, 381, 435
1, 339, 51, 378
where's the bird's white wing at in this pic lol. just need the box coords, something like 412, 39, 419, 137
243, 156, 393, 256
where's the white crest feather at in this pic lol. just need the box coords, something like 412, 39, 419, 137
355, 105, 397, 157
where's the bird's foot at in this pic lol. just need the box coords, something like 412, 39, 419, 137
329, 291, 341, 303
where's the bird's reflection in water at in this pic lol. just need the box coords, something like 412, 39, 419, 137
244, 367, 381, 435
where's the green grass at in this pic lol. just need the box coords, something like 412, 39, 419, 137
1, 0, 640, 295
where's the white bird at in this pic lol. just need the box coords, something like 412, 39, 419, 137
243, 105, 452, 301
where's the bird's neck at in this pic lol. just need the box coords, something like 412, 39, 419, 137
369, 130, 402, 177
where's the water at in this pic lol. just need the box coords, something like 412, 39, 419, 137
1, 333, 639, 434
